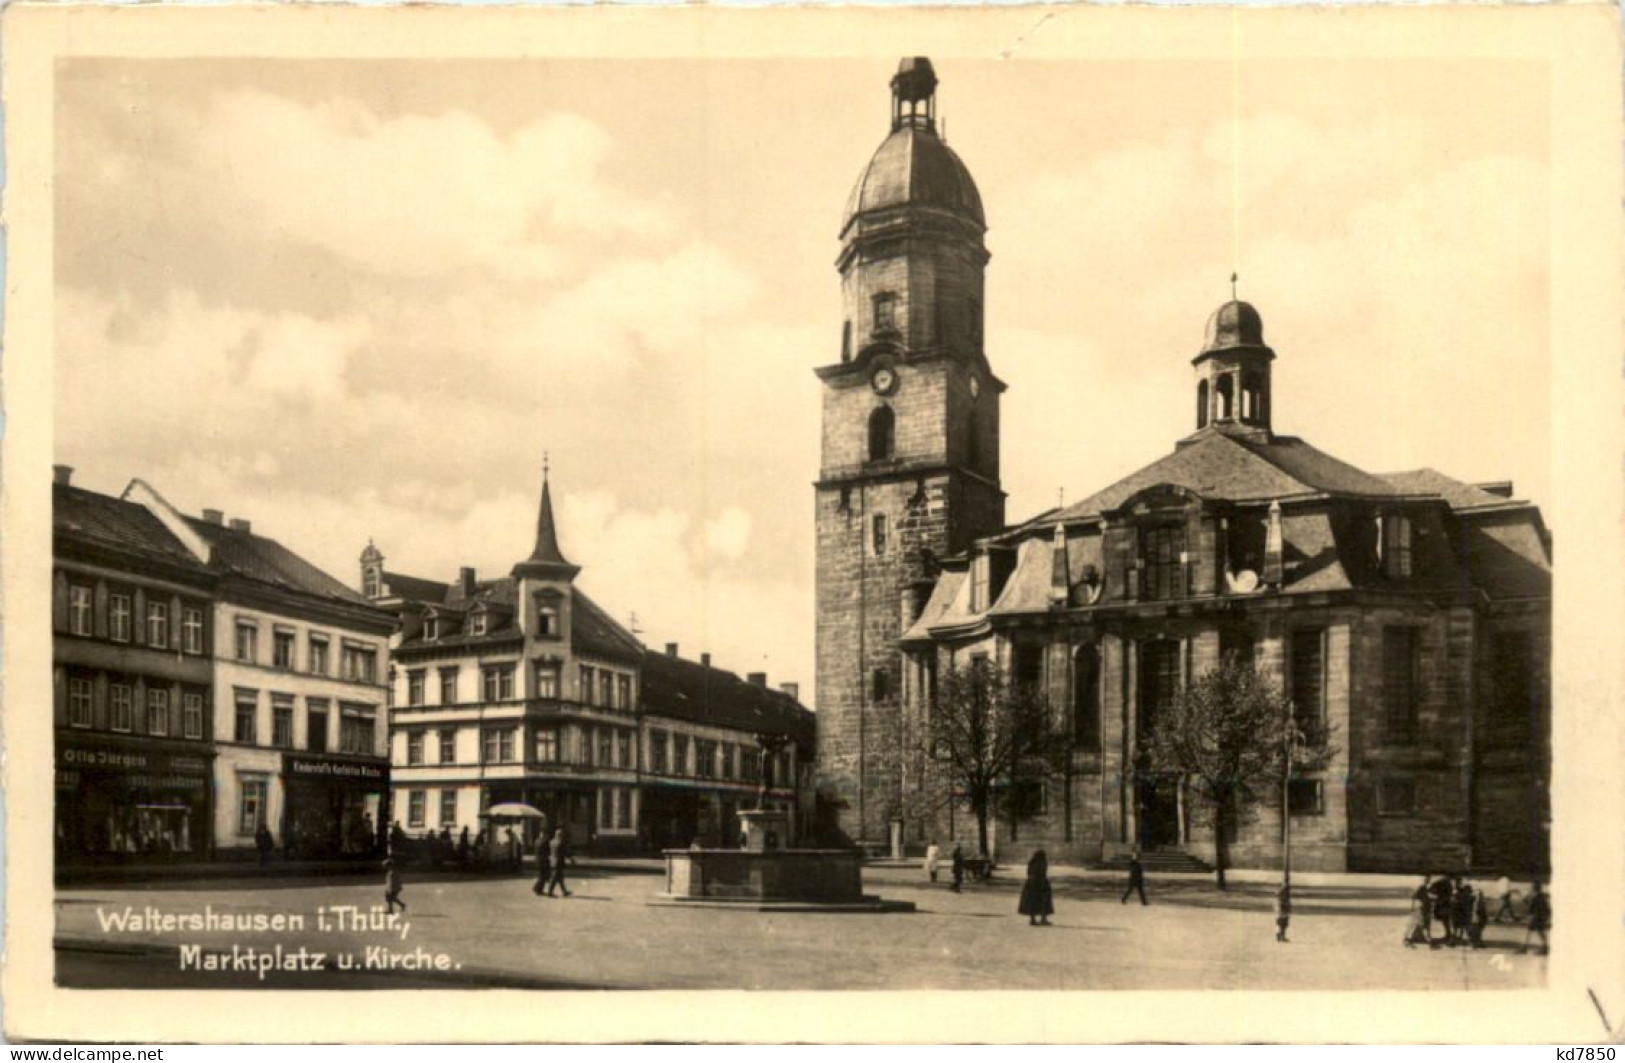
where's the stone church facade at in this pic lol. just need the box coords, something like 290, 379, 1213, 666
813, 59, 1551, 875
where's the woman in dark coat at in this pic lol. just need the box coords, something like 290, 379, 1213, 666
1018, 849, 1055, 926
532, 833, 552, 896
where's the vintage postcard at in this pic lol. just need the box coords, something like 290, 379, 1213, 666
3, 2, 1621, 1044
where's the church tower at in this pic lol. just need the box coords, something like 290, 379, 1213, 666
814, 58, 1006, 845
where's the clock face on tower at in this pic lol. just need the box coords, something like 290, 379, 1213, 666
871, 366, 898, 395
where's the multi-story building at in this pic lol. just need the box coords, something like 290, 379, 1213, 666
817, 59, 1552, 875
370, 470, 814, 853
123, 480, 394, 861
52, 467, 217, 867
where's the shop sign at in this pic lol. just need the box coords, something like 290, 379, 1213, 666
284, 755, 388, 784
57, 740, 210, 778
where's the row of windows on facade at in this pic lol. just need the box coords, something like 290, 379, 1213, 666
63, 670, 207, 739
403, 661, 633, 710
64, 583, 208, 653
911, 626, 1538, 754
403, 786, 636, 833
402, 722, 789, 783
233, 621, 379, 684
961, 514, 1418, 613
229, 690, 378, 755
839, 293, 983, 362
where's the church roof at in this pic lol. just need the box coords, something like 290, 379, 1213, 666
843, 125, 985, 233
1045, 431, 1411, 526
1376, 468, 1526, 512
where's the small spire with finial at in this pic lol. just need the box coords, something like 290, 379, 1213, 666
543, 450, 550, 479
1230, 272, 1239, 301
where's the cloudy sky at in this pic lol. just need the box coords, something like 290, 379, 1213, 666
56, 56, 1549, 703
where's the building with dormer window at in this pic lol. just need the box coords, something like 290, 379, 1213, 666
372, 469, 814, 853
816, 59, 1551, 876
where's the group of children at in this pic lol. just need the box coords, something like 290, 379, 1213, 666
1404, 874, 1549, 953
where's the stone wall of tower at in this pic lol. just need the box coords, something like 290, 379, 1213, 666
839, 227, 987, 356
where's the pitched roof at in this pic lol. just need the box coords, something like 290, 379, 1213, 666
1049, 431, 1410, 525
53, 483, 208, 572
571, 588, 644, 664
641, 650, 815, 745
185, 516, 374, 608
1375, 468, 1524, 511
383, 571, 450, 604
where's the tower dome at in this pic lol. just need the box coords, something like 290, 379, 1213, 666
841, 58, 985, 235
1201, 299, 1268, 355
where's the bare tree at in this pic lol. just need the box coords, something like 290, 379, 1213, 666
922, 659, 1069, 860
1143, 654, 1335, 890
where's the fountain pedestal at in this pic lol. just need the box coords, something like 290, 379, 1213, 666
653, 809, 912, 912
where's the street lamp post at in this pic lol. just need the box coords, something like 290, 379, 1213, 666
1282, 706, 1302, 889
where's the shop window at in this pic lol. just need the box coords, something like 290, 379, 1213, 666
1383, 627, 1419, 743
235, 621, 257, 663
534, 727, 559, 763
147, 688, 170, 736
183, 692, 204, 739
308, 636, 330, 676
1378, 778, 1416, 817
439, 789, 457, 828
534, 662, 560, 699
239, 777, 268, 834
271, 700, 293, 748
68, 677, 93, 728
407, 790, 426, 829
182, 608, 205, 655
109, 594, 132, 642
307, 700, 329, 753
407, 670, 426, 707
1288, 778, 1324, 816
407, 731, 425, 766
439, 668, 459, 705
110, 683, 134, 733
273, 630, 295, 670
439, 729, 456, 763
68, 585, 92, 636
146, 601, 170, 648
1290, 628, 1325, 731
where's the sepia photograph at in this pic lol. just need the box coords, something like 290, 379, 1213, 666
5, 2, 1622, 1044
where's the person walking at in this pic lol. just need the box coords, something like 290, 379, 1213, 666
532, 832, 552, 897
1274, 884, 1292, 943
1522, 881, 1550, 955
950, 844, 965, 893
1452, 878, 1476, 949
924, 840, 942, 884
1491, 874, 1520, 924
1018, 850, 1054, 926
545, 828, 572, 897
1404, 876, 1430, 948
255, 823, 274, 867
1429, 873, 1454, 946
1121, 852, 1149, 906
1470, 885, 1489, 949
384, 858, 406, 914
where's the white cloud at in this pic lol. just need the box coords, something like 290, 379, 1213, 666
191, 90, 676, 283
703, 508, 753, 561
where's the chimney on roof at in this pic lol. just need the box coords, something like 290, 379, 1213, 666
52, 465, 73, 486
229, 518, 252, 534
780, 682, 800, 701
747, 672, 768, 688
459, 566, 477, 595
666, 642, 679, 658
1475, 480, 1514, 499
201, 509, 224, 525
700, 653, 712, 668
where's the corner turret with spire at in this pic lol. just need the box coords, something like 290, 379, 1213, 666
512, 455, 579, 642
